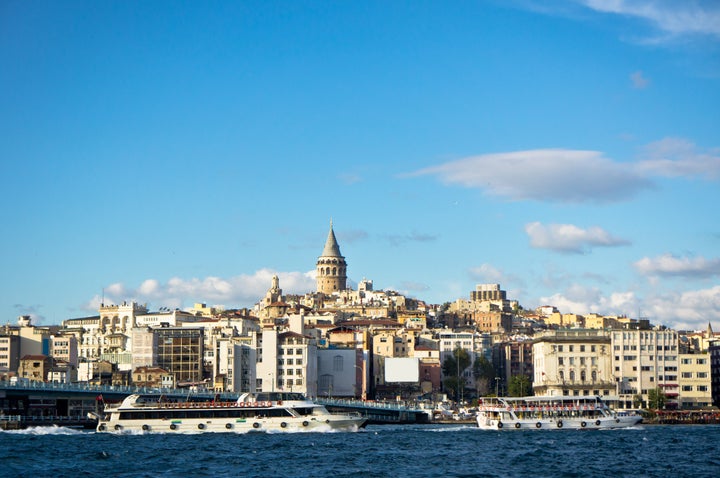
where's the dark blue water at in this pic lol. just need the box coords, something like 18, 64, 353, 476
2, 424, 719, 477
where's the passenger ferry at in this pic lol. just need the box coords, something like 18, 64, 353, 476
476, 395, 642, 430
90, 392, 366, 433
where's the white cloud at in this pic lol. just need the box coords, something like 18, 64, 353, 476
635, 138, 720, 179
84, 269, 317, 313
642, 285, 720, 330
468, 264, 509, 284
630, 70, 650, 88
411, 149, 652, 203
634, 253, 720, 278
525, 222, 631, 254
579, 0, 720, 39
537, 283, 720, 331
539, 285, 639, 316
409, 138, 719, 203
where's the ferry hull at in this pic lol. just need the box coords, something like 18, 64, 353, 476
97, 415, 365, 433
476, 415, 642, 430
92, 394, 366, 434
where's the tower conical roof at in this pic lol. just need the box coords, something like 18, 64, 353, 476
321, 222, 343, 257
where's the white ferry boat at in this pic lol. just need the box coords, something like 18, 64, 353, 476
476, 395, 642, 430
90, 392, 366, 433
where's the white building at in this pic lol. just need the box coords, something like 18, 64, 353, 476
612, 329, 679, 409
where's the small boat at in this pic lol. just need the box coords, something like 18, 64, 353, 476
476, 395, 642, 430
89, 392, 366, 433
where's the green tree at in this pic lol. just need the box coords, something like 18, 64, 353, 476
647, 387, 667, 410
507, 374, 532, 397
442, 346, 471, 402
472, 355, 495, 396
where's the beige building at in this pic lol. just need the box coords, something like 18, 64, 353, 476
18, 354, 53, 382
678, 353, 712, 409
50, 334, 78, 368
533, 329, 615, 398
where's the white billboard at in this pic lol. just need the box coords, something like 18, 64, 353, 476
385, 357, 419, 383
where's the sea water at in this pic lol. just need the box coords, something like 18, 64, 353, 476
2, 424, 719, 478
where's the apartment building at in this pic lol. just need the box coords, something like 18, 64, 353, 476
678, 353, 712, 409
612, 329, 679, 409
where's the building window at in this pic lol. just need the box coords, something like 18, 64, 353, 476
333, 355, 344, 372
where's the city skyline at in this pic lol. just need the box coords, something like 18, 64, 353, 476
1, 1, 718, 330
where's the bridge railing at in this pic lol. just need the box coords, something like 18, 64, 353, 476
0, 380, 224, 398
318, 397, 426, 412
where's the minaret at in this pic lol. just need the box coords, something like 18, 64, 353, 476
316, 221, 347, 294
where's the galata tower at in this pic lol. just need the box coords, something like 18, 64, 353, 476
316, 221, 347, 294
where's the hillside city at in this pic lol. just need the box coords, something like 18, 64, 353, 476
2, 224, 719, 413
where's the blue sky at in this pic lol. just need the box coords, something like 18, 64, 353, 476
1, 1, 719, 331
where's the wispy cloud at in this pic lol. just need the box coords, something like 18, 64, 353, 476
338, 172, 363, 185
398, 281, 430, 292
636, 137, 720, 179
468, 264, 525, 290
409, 138, 719, 203
84, 269, 317, 313
410, 149, 652, 203
383, 231, 439, 247
580, 0, 720, 40
630, 70, 650, 88
525, 221, 631, 253
338, 229, 370, 244
633, 253, 720, 278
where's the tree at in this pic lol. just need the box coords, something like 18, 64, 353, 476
442, 346, 471, 402
507, 374, 532, 397
472, 355, 495, 396
647, 387, 667, 410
